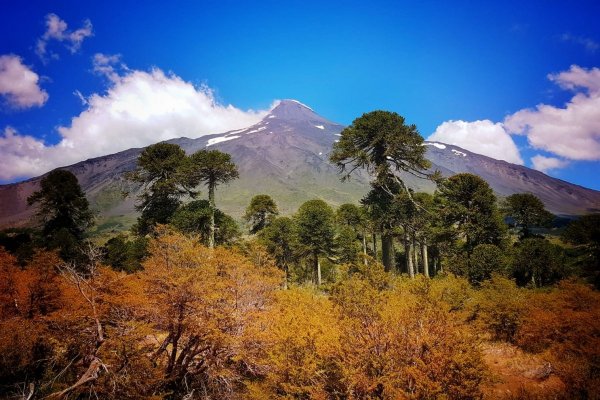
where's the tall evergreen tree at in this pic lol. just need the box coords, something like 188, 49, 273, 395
330, 111, 434, 271
439, 173, 506, 256
170, 200, 240, 246
27, 169, 93, 261
259, 216, 299, 288
503, 193, 553, 239
127, 143, 195, 235
244, 194, 279, 234
294, 199, 336, 285
187, 150, 239, 248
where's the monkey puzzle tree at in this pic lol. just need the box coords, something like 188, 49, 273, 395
330, 111, 433, 271
259, 216, 299, 288
294, 199, 336, 285
336, 203, 369, 264
27, 169, 94, 261
329, 110, 431, 190
503, 193, 553, 239
438, 173, 506, 256
186, 150, 239, 248
244, 194, 279, 234
170, 200, 240, 246
127, 143, 196, 235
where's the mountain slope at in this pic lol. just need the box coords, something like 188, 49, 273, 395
0, 100, 598, 231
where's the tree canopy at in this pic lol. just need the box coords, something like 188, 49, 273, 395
294, 199, 336, 285
330, 110, 432, 191
127, 143, 196, 234
244, 194, 279, 234
27, 169, 93, 261
186, 149, 239, 247
503, 193, 553, 238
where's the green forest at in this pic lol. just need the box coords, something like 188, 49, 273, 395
1, 112, 599, 399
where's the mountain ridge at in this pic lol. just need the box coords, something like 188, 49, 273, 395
1, 100, 598, 231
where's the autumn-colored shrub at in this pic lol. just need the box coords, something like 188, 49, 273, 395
247, 288, 342, 399
516, 280, 600, 399
333, 267, 485, 399
471, 275, 527, 342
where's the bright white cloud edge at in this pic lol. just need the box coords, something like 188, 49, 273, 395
0, 65, 270, 180
0, 55, 48, 109
427, 119, 524, 165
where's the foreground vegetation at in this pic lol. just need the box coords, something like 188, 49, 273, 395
1, 229, 599, 399
1, 110, 599, 399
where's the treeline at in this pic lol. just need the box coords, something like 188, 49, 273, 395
0, 110, 599, 399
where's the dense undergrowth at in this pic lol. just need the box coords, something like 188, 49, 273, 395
1, 228, 599, 399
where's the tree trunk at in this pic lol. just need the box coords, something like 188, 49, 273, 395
362, 230, 368, 266
422, 239, 429, 278
406, 230, 414, 278
381, 233, 393, 272
208, 182, 215, 249
372, 233, 378, 261
315, 253, 322, 285
413, 236, 419, 274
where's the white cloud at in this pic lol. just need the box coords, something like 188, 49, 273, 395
427, 119, 524, 164
0, 127, 51, 179
36, 13, 93, 62
504, 65, 600, 161
531, 155, 569, 173
0, 55, 48, 109
0, 67, 268, 180
92, 53, 128, 83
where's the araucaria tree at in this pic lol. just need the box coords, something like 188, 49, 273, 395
27, 169, 94, 261
439, 173, 506, 257
330, 110, 433, 272
127, 143, 196, 235
244, 194, 279, 234
294, 199, 335, 285
503, 193, 553, 239
187, 149, 239, 248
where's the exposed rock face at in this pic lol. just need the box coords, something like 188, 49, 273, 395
1, 100, 598, 230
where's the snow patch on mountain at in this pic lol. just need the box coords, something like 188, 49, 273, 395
425, 142, 447, 149
315, 125, 325, 130
288, 99, 313, 111
206, 135, 240, 146
246, 126, 267, 134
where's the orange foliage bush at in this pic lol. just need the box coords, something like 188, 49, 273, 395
515, 280, 600, 398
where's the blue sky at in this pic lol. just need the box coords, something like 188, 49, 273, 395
1, 0, 599, 189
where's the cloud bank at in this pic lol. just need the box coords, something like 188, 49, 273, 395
429, 65, 600, 173
0, 55, 48, 109
505, 65, 600, 161
0, 63, 268, 180
427, 119, 524, 164
530, 155, 569, 173
36, 13, 93, 62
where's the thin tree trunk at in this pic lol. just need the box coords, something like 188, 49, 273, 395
316, 253, 322, 285
362, 230, 368, 266
372, 233, 378, 261
406, 230, 414, 278
413, 235, 419, 274
208, 182, 215, 249
381, 233, 393, 272
422, 239, 429, 278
